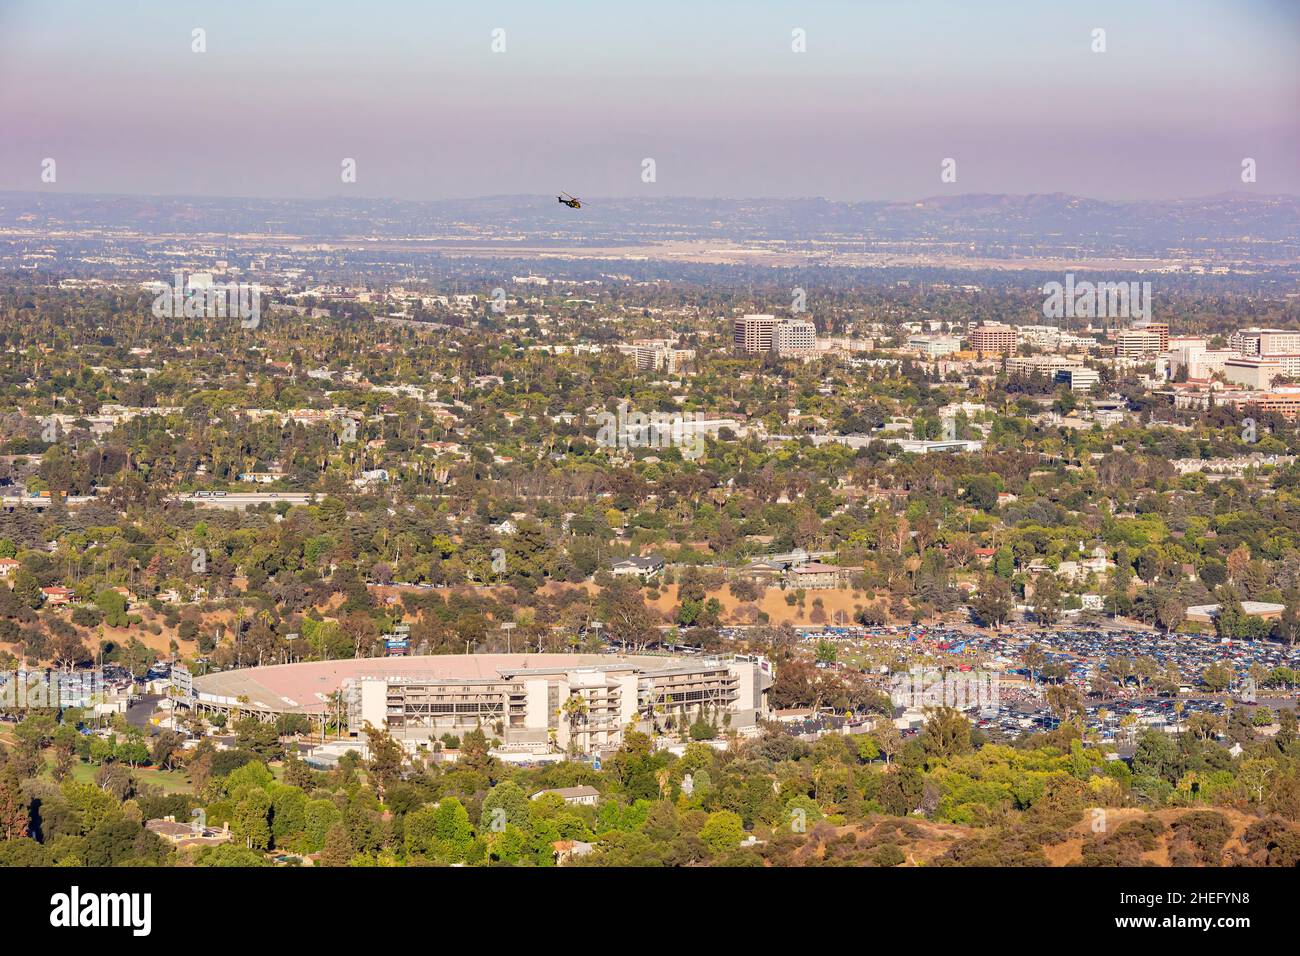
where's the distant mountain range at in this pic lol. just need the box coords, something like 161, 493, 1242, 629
2, 191, 1298, 262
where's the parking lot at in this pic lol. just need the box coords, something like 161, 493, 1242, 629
778, 622, 1300, 740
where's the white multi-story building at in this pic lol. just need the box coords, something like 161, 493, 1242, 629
632, 343, 695, 373
908, 334, 962, 358
1115, 328, 1165, 358
1224, 357, 1287, 389
1165, 343, 1236, 380
1016, 325, 1096, 352
1006, 355, 1086, 378
1217, 328, 1300, 380
816, 336, 874, 354
1058, 367, 1100, 392
1005, 355, 1097, 391
774, 319, 817, 357
1230, 328, 1300, 357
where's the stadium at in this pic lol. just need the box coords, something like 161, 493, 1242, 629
186, 653, 773, 756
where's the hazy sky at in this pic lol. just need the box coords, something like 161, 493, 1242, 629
1, 0, 1297, 201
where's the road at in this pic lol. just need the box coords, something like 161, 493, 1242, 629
178, 492, 315, 510
0, 495, 96, 511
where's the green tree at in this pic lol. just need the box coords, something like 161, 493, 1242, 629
232, 787, 273, 851
1201, 660, 1234, 694
12, 570, 42, 610
699, 810, 745, 855
432, 798, 477, 861
1031, 573, 1062, 626
94, 589, 129, 628
406, 797, 476, 862
480, 781, 530, 833
971, 575, 1013, 630
0, 768, 29, 840
1153, 589, 1187, 635
364, 722, 405, 800
234, 718, 282, 761
319, 822, 353, 867
919, 706, 973, 759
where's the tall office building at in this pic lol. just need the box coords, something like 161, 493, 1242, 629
1115, 328, 1164, 358
733, 314, 782, 353
968, 323, 1017, 355
1133, 322, 1169, 352
633, 342, 695, 373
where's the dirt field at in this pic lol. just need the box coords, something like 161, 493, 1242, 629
3, 576, 890, 668
803, 805, 1265, 867
644, 583, 886, 627
377, 579, 894, 628
1043, 806, 1262, 866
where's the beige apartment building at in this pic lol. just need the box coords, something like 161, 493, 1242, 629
1115, 328, 1166, 359
733, 314, 782, 353
968, 323, 1017, 355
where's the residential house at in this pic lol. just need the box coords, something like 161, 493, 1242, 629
552, 840, 596, 865
741, 560, 786, 583
531, 785, 601, 807
786, 562, 846, 590
146, 816, 233, 849
41, 586, 73, 606
609, 556, 664, 581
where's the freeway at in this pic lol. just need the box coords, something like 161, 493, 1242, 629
0, 495, 97, 511
751, 549, 837, 564
178, 492, 316, 510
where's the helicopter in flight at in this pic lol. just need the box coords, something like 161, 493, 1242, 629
556, 192, 584, 209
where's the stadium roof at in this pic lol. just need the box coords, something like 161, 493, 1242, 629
191, 653, 699, 714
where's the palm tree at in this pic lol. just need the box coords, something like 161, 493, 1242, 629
560, 693, 589, 754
